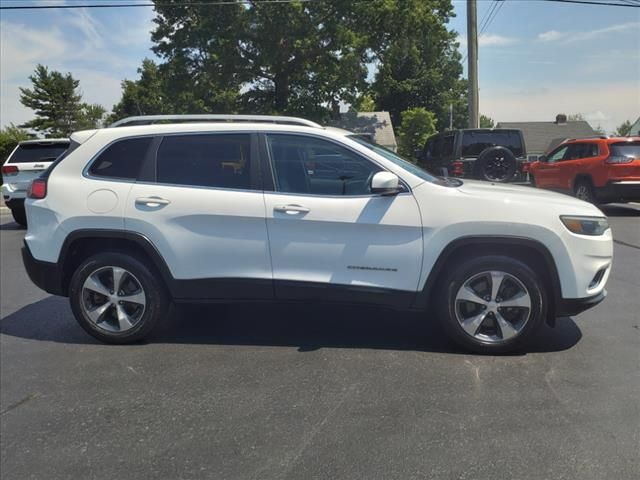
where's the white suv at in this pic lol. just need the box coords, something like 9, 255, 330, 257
21, 115, 613, 353
2, 139, 69, 226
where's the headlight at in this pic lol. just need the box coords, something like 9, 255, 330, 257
560, 216, 609, 236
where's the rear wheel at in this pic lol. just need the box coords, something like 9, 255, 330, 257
475, 147, 517, 183
10, 207, 26, 227
574, 178, 596, 204
69, 252, 169, 344
436, 255, 546, 354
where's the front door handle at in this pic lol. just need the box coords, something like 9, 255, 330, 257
135, 196, 171, 207
274, 204, 310, 215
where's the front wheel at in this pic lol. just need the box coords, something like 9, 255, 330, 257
69, 252, 169, 344
574, 179, 597, 204
435, 255, 546, 354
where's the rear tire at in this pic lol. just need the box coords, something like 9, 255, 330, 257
573, 178, 596, 204
474, 147, 517, 183
69, 252, 169, 344
435, 255, 546, 354
10, 207, 26, 227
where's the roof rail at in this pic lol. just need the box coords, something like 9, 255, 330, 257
108, 114, 323, 129
565, 135, 609, 142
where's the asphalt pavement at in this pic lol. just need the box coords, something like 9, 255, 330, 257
1, 205, 639, 480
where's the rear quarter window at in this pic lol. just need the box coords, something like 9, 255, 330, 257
609, 141, 640, 159
8, 143, 69, 163
88, 137, 153, 180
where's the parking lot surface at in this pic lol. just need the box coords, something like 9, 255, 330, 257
1, 205, 639, 480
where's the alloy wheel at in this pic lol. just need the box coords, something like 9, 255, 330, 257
454, 270, 531, 343
81, 266, 146, 333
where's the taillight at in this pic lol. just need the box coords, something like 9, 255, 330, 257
28, 178, 47, 199
521, 161, 531, 173
1, 165, 18, 176
451, 161, 464, 176
605, 156, 633, 164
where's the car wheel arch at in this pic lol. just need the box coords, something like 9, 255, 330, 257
414, 236, 562, 325
59, 230, 174, 296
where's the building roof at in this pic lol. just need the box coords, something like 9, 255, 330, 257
331, 111, 397, 150
629, 117, 640, 136
496, 119, 596, 154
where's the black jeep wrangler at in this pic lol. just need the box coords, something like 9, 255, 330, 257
417, 129, 528, 183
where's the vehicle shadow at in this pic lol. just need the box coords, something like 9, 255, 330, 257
600, 204, 640, 217
0, 220, 24, 230
0, 296, 582, 355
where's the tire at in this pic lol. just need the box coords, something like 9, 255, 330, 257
69, 252, 169, 344
474, 147, 517, 183
435, 255, 546, 354
529, 175, 536, 188
10, 207, 27, 227
573, 178, 597, 204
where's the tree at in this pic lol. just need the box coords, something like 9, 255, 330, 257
350, 94, 376, 112
615, 120, 632, 137
150, 1, 369, 121
361, 0, 465, 131
19, 64, 104, 136
568, 113, 585, 121
397, 107, 437, 160
109, 59, 168, 123
480, 114, 495, 128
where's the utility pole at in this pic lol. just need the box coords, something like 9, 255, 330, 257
467, 0, 479, 128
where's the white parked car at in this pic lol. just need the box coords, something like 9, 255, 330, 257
2, 138, 70, 226
22, 115, 613, 353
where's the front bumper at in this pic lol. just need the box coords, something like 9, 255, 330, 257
556, 290, 606, 317
21, 242, 65, 296
596, 180, 640, 203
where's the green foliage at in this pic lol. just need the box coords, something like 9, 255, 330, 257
109, 59, 168, 123
397, 108, 437, 160
615, 120, 632, 137
350, 94, 376, 112
567, 113, 585, 121
480, 114, 495, 128
361, 0, 466, 131
19, 64, 104, 136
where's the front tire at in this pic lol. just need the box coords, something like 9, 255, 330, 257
69, 252, 169, 344
574, 178, 596, 204
435, 255, 546, 354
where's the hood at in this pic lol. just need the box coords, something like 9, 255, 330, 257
454, 179, 604, 215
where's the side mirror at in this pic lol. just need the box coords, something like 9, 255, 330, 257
371, 171, 401, 196
538, 155, 547, 162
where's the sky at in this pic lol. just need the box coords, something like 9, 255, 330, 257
1, 0, 639, 134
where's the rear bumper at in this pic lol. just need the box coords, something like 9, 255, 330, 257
21, 242, 65, 296
556, 290, 606, 317
596, 180, 640, 203
1, 183, 27, 201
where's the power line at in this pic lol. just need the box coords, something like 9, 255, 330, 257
480, 0, 505, 35
0, 0, 326, 10
461, 0, 507, 64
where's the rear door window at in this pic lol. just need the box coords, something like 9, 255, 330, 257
461, 131, 523, 157
565, 143, 599, 160
8, 143, 69, 163
89, 137, 153, 180
156, 134, 252, 190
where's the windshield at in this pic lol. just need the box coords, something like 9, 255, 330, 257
348, 135, 440, 183
8, 143, 69, 163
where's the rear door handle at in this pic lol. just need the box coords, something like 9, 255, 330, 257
274, 204, 310, 215
135, 196, 171, 207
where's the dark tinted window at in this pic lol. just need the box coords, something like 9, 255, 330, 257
9, 143, 69, 163
89, 137, 152, 179
610, 141, 640, 158
267, 134, 380, 195
461, 131, 523, 157
441, 135, 455, 157
565, 143, 599, 160
157, 134, 251, 189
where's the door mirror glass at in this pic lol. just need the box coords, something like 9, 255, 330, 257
371, 171, 401, 195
